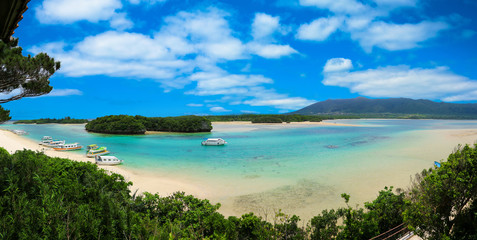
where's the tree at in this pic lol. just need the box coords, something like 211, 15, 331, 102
0, 38, 60, 103
0, 105, 10, 123
403, 144, 477, 239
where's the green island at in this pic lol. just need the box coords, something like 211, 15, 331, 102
1, 144, 476, 239
85, 115, 213, 134
14, 116, 89, 124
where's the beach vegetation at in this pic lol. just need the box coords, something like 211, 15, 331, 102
86, 115, 212, 134
14, 116, 89, 124
403, 144, 477, 240
85, 115, 147, 134
251, 116, 283, 123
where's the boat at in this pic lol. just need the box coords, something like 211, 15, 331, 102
95, 155, 123, 165
201, 138, 227, 146
434, 161, 441, 168
12, 129, 28, 135
53, 143, 83, 151
40, 136, 53, 145
86, 147, 110, 158
43, 140, 66, 147
86, 144, 99, 151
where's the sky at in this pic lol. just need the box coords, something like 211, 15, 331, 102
2, 0, 477, 119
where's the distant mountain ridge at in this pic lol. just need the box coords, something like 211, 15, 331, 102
292, 97, 477, 118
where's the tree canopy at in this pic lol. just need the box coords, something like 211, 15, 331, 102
0, 38, 60, 104
403, 144, 477, 239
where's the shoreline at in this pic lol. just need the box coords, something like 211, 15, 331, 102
2, 123, 477, 221
211, 120, 361, 127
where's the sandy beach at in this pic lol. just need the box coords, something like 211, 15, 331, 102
1, 121, 477, 221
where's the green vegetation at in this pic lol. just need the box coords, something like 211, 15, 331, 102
0, 38, 60, 122
293, 97, 477, 119
86, 115, 212, 134
0, 105, 10, 123
206, 114, 323, 123
1, 144, 476, 239
14, 116, 89, 124
404, 144, 477, 239
251, 116, 283, 123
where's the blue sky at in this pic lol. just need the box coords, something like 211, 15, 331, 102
2, 0, 477, 119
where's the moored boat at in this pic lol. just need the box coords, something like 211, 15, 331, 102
43, 140, 66, 147
53, 143, 83, 151
12, 129, 28, 135
95, 155, 123, 165
86, 147, 110, 158
201, 138, 227, 146
40, 136, 53, 145
86, 144, 99, 151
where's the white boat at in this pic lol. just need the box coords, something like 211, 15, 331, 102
86, 147, 110, 158
53, 143, 83, 151
95, 155, 123, 165
201, 138, 227, 146
43, 140, 66, 147
40, 136, 53, 145
12, 129, 28, 135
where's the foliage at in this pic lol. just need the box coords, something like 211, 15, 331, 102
85, 115, 146, 134
135, 115, 213, 133
86, 115, 212, 134
14, 116, 89, 124
206, 114, 323, 122
252, 116, 283, 123
309, 189, 407, 240
0, 105, 11, 123
403, 144, 477, 240
0, 39, 60, 104
0, 148, 135, 239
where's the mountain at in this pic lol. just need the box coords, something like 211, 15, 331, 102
292, 97, 477, 118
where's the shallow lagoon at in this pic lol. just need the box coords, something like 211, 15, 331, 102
3, 119, 477, 220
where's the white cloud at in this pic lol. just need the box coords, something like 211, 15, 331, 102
241, 110, 258, 114
350, 21, 449, 52
252, 13, 282, 40
31, 8, 308, 111
322, 65, 477, 101
128, 0, 167, 4
247, 43, 297, 59
187, 72, 273, 96
76, 31, 168, 60
109, 12, 134, 30
295, 0, 450, 52
187, 103, 203, 107
323, 58, 353, 73
247, 13, 297, 58
210, 106, 231, 112
36, 0, 122, 24
299, 0, 368, 14
45, 89, 83, 97
243, 94, 315, 110
296, 17, 343, 41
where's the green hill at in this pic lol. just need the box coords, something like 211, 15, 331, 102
292, 97, 477, 119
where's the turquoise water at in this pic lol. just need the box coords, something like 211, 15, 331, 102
3, 119, 477, 218
2, 119, 477, 181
